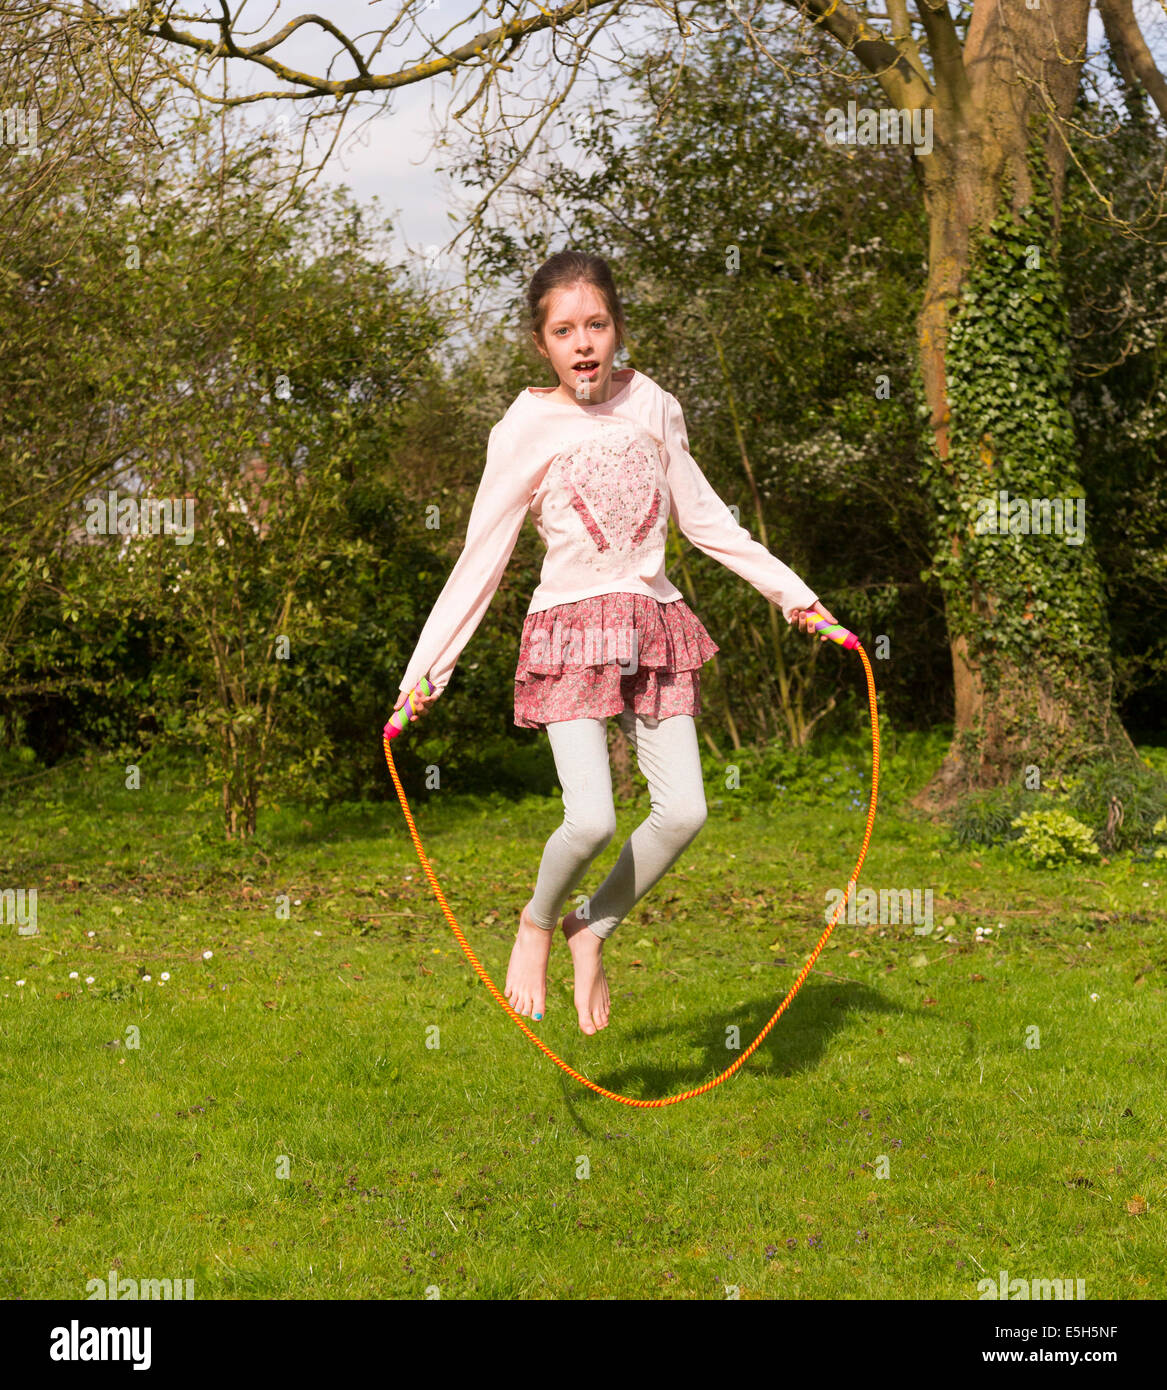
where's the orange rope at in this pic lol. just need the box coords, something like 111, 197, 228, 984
382, 642, 880, 1107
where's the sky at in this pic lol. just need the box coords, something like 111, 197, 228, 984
176, 1, 1165, 316
205, 1, 642, 287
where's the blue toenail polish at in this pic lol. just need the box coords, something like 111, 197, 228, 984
534, 1013, 542, 1019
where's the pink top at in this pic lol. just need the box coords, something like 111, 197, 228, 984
398, 367, 818, 696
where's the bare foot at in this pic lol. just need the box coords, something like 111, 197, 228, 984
504, 903, 553, 1020
561, 908, 610, 1034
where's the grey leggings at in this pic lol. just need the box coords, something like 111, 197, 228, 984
526, 708, 707, 940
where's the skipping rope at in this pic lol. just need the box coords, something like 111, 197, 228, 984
383, 611, 879, 1108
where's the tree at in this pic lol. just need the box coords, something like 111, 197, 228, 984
41, 2, 1167, 801
1, 21, 447, 834
0, 7, 172, 693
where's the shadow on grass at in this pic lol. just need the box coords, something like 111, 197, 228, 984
554, 978, 903, 1114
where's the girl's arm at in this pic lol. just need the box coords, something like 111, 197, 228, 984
661, 392, 820, 622
397, 416, 533, 702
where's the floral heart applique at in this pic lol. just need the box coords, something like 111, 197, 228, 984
567, 427, 661, 553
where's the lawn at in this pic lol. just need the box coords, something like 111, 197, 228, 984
1, 740, 1164, 1299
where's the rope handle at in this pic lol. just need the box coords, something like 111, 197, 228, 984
383, 635, 879, 1107
805, 608, 861, 650
385, 675, 435, 741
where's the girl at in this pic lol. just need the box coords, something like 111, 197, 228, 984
394, 251, 840, 1036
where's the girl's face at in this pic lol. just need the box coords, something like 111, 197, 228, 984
534, 282, 619, 402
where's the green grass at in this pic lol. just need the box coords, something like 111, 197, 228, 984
1, 746, 1165, 1299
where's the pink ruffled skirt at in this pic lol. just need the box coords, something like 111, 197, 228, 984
514, 592, 719, 729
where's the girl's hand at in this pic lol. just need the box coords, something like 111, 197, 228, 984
394, 683, 440, 721
791, 603, 839, 641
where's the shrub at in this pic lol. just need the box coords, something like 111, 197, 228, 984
1057, 758, 1167, 854
949, 784, 1036, 847
948, 750, 1167, 856
1009, 809, 1100, 868
700, 735, 870, 811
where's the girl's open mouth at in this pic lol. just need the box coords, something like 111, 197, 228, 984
574, 361, 599, 375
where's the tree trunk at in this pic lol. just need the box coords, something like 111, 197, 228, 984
913, 0, 1137, 808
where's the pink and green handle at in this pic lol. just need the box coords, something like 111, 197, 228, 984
806, 609, 860, 650
384, 676, 435, 741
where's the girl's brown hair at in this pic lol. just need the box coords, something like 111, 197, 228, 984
526, 251, 626, 364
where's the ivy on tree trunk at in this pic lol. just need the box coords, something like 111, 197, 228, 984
920, 144, 1137, 804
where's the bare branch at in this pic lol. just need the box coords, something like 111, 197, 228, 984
1098, 0, 1167, 121
886, 0, 930, 86
135, 0, 625, 104
914, 0, 972, 125
793, 0, 934, 108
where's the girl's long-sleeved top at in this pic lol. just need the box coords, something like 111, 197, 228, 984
398, 367, 819, 697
